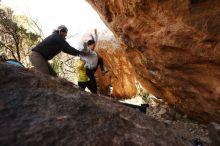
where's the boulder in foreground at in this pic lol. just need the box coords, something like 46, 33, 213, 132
0, 64, 189, 146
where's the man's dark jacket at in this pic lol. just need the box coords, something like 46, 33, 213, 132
32, 32, 80, 60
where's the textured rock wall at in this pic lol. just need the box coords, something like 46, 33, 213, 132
0, 64, 189, 146
80, 30, 137, 98
87, 0, 220, 123
95, 38, 137, 98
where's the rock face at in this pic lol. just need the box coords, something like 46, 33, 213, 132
87, 0, 220, 123
208, 122, 220, 146
95, 30, 137, 98
80, 30, 137, 98
0, 64, 189, 146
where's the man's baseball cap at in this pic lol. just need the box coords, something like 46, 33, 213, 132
57, 25, 68, 33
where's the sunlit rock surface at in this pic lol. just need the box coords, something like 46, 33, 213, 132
79, 30, 137, 98
95, 30, 137, 98
87, 0, 220, 123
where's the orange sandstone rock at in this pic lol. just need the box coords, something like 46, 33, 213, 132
87, 0, 220, 123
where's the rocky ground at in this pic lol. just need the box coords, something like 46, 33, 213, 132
122, 95, 211, 146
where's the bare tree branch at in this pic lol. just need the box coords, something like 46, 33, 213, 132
0, 41, 17, 59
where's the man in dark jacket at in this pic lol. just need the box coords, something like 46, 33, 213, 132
29, 25, 81, 76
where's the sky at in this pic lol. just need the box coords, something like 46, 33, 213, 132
1, 0, 108, 47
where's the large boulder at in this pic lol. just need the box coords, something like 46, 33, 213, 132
80, 30, 137, 98
95, 30, 137, 98
0, 64, 189, 146
87, 0, 220, 123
